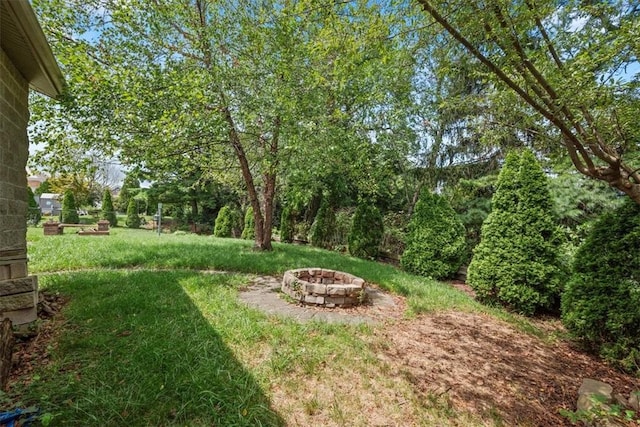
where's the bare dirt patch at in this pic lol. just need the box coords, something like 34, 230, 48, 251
8, 292, 67, 389
376, 311, 639, 426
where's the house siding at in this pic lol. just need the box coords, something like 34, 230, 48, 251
0, 46, 38, 325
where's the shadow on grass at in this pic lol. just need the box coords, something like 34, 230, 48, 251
21, 270, 284, 426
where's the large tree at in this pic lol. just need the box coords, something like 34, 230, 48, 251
417, 0, 640, 204
31, 0, 417, 250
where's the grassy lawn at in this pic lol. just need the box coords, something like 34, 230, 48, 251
8, 227, 542, 426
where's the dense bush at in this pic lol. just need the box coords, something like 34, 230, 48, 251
241, 207, 255, 240
279, 207, 294, 243
60, 190, 79, 224
125, 199, 141, 228
561, 199, 640, 374
214, 205, 240, 238
332, 209, 353, 252
380, 212, 407, 258
27, 187, 41, 225
348, 202, 383, 259
467, 150, 565, 315
101, 189, 117, 227
310, 198, 336, 249
400, 191, 466, 280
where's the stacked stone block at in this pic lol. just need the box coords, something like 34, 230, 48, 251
0, 46, 38, 326
281, 268, 367, 308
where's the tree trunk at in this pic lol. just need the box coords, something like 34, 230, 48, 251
0, 318, 14, 390
221, 105, 267, 248
254, 117, 280, 251
190, 198, 198, 222
259, 171, 276, 251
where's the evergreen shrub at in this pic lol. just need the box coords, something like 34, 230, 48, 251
101, 189, 117, 227
241, 207, 255, 240
467, 150, 565, 315
401, 191, 466, 280
561, 199, 640, 374
125, 199, 141, 228
214, 205, 239, 238
310, 199, 336, 249
280, 207, 294, 243
60, 190, 79, 224
348, 202, 383, 259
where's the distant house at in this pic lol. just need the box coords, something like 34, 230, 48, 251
27, 173, 47, 192
1, 1, 64, 327
38, 193, 62, 215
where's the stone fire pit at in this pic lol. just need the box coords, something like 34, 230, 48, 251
281, 268, 367, 308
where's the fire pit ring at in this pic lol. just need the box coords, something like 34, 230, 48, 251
281, 268, 367, 308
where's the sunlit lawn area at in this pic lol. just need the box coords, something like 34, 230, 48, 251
7, 227, 540, 426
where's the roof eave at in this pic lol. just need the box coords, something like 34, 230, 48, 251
3, 1, 64, 98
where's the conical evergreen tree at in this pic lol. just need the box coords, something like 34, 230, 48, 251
60, 190, 79, 224
101, 189, 117, 227
310, 198, 336, 249
467, 150, 565, 315
214, 205, 238, 238
117, 173, 141, 212
125, 198, 141, 228
279, 206, 294, 243
241, 207, 255, 240
401, 191, 466, 279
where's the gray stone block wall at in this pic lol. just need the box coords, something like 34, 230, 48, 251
0, 46, 37, 326
1, 46, 29, 253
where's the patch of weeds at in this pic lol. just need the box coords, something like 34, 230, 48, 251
329, 397, 347, 425
279, 292, 299, 305
485, 406, 505, 426
559, 394, 637, 425
425, 389, 457, 419
357, 289, 367, 304
304, 395, 321, 416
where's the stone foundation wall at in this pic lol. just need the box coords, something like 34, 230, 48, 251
0, 46, 38, 325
